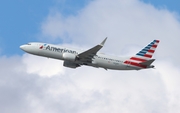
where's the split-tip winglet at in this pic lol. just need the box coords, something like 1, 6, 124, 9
100, 37, 107, 46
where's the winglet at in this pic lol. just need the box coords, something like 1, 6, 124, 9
100, 37, 107, 46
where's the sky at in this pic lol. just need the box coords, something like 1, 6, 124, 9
0, 0, 180, 113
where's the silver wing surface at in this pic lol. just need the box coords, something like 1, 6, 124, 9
77, 37, 107, 64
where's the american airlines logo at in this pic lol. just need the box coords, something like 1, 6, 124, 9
40, 44, 77, 54
39, 44, 47, 49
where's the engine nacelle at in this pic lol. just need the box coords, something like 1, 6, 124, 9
63, 61, 79, 68
62, 53, 76, 62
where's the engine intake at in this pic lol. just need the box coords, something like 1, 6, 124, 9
62, 53, 76, 62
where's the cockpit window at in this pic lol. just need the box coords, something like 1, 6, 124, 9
27, 43, 31, 45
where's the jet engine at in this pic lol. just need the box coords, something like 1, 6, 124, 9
63, 61, 80, 68
62, 53, 76, 62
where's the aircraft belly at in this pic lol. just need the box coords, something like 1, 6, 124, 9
95, 60, 123, 70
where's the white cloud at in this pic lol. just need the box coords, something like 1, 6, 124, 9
41, 0, 180, 63
39, 0, 180, 111
1, 0, 180, 113
156, 60, 180, 113
22, 54, 65, 77
1, 55, 179, 113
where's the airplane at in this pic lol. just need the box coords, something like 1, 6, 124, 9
20, 38, 160, 70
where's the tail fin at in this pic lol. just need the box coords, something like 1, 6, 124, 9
136, 40, 160, 59
124, 40, 160, 69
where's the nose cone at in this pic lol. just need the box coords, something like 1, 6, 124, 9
20, 45, 26, 51
19, 44, 38, 55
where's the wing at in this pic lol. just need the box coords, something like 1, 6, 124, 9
77, 37, 107, 63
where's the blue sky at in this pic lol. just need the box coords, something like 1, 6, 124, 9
143, 0, 180, 13
0, 0, 179, 56
0, 0, 89, 56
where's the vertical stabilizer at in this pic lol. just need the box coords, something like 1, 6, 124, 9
136, 40, 160, 59
124, 40, 160, 69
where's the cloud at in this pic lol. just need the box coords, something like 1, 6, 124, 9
156, 60, 180, 113
41, 0, 180, 63
1, 0, 180, 113
39, 0, 180, 111
1, 55, 179, 113
22, 54, 65, 77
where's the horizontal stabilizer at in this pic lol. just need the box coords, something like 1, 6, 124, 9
139, 59, 155, 66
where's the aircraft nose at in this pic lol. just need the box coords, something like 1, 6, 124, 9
20, 45, 26, 51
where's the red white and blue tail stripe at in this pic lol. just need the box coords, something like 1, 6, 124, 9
124, 40, 160, 69
136, 40, 159, 58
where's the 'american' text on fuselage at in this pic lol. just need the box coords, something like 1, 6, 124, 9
45, 45, 78, 54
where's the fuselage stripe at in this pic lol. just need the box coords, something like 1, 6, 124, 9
130, 57, 147, 62
124, 61, 147, 68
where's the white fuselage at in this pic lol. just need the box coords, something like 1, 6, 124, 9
20, 42, 143, 70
